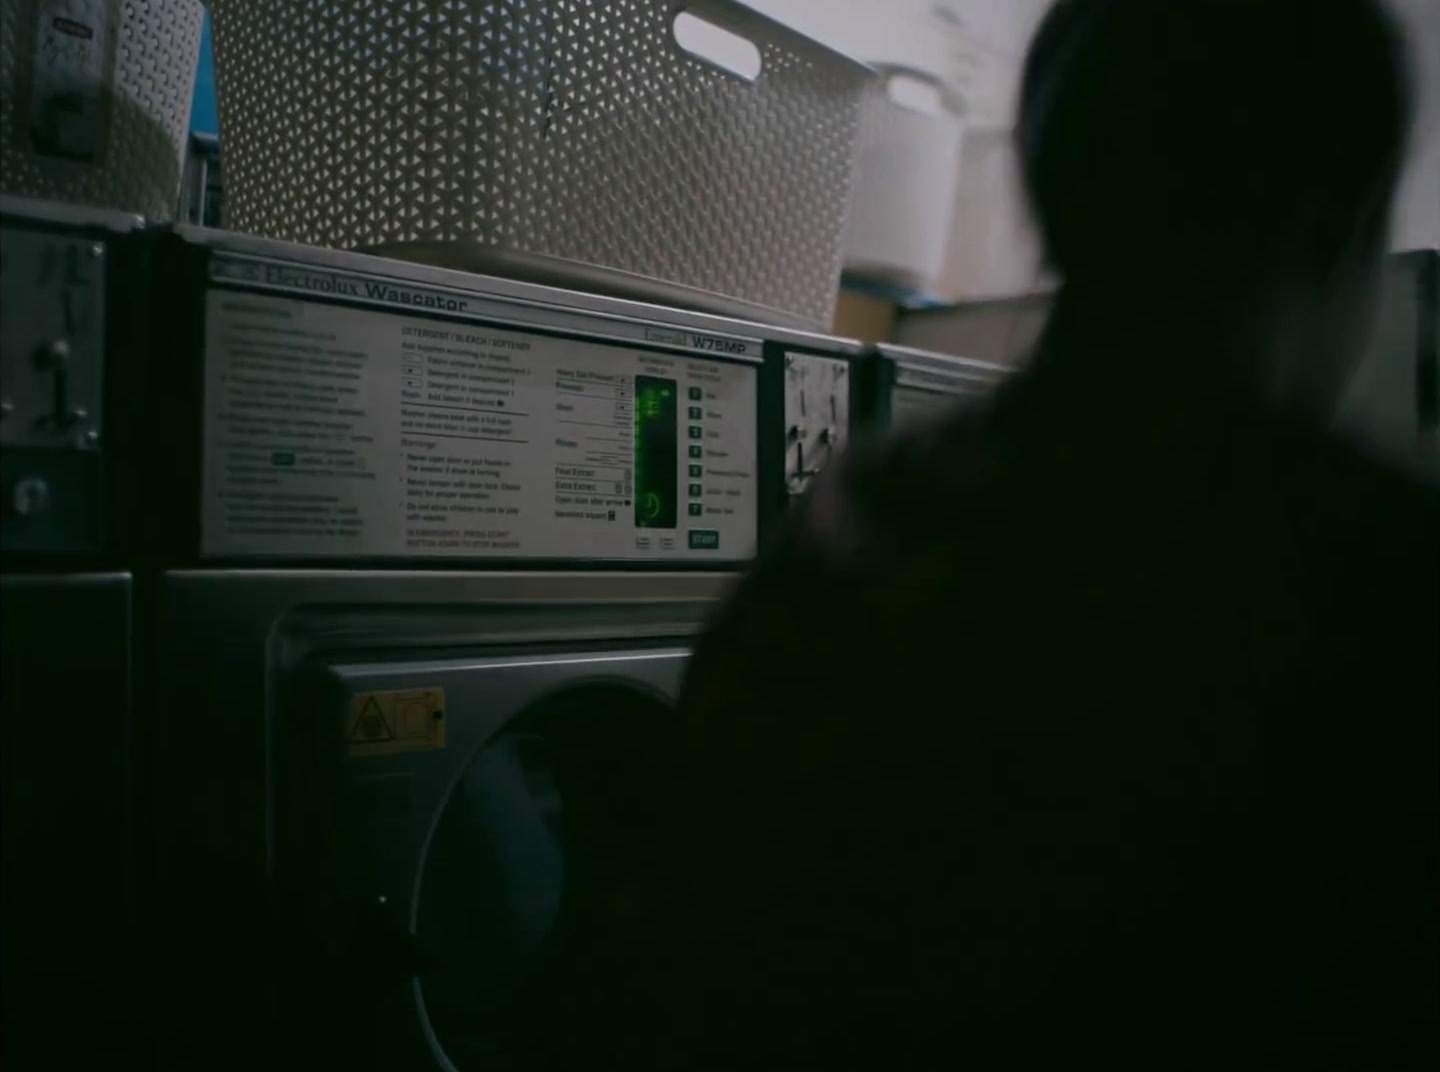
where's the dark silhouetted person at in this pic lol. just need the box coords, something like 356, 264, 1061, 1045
659, 1, 1438, 1068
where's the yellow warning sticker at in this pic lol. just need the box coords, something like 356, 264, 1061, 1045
348, 687, 446, 758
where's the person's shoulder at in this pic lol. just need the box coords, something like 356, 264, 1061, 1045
1262, 416, 1440, 550
792, 399, 1000, 565
1233, 414, 1440, 636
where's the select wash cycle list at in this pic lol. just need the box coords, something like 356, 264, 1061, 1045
201, 291, 758, 561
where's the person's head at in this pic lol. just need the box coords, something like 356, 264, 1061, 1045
1017, 0, 1412, 411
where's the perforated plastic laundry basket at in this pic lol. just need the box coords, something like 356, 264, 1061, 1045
0, 0, 204, 218
207, 0, 872, 330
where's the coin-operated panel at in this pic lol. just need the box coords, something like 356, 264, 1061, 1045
783, 353, 850, 497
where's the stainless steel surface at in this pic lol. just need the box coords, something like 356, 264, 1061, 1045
376, 241, 824, 332
0, 572, 133, 1067
326, 643, 689, 1070
873, 342, 1013, 433
153, 568, 735, 1067
0, 0, 204, 217
161, 570, 734, 731
877, 342, 1013, 387
155, 568, 734, 886
0, 192, 143, 233
207, 0, 872, 329
179, 224, 864, 356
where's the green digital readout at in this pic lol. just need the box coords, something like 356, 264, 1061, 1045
634, 375, 678, 529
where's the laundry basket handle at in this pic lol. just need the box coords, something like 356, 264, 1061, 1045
669, 0, 770, 83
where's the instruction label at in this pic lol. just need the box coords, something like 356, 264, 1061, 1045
348, 687, 447, 758
201, 290, 758, 560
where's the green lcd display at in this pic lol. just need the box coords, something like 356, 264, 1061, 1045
634, 375, 678, 529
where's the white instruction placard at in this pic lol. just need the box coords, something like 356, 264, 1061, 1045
201, 291, 758, 561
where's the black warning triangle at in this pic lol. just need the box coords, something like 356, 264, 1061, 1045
351, 696, 395, 743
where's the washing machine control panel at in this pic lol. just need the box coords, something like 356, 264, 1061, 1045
181, 235, 764, 564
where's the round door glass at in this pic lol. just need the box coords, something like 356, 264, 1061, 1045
415, 684, 677, 1070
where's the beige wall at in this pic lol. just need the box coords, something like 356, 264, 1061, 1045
1389, 0, 1440, 251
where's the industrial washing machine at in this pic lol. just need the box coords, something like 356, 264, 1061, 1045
155, 569, 722, 1070
863, 342, 1012, 433
129, 228, 864, 1069
0, 197, 148, 1070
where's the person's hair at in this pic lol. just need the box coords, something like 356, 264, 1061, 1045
1017, 0, 1412, 283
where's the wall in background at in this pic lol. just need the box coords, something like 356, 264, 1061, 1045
1389, 0, 1440, 251
185, 2, 1435, 283
928, 0, 1050, 302
747, 0, 1049, 303
747, 0, 1048, 126
756, 0, 1439, 289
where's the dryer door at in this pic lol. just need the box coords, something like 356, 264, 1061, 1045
278, 646, 689, 1071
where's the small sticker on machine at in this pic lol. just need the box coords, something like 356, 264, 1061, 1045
348, 687, 447, 758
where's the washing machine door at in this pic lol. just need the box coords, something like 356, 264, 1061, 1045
278, 645, 689, 1071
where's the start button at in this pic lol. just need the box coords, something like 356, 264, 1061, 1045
687, 530, 720, 551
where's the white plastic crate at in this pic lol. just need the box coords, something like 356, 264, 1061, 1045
0, 0, 204, 218
207, 0, 873, 329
